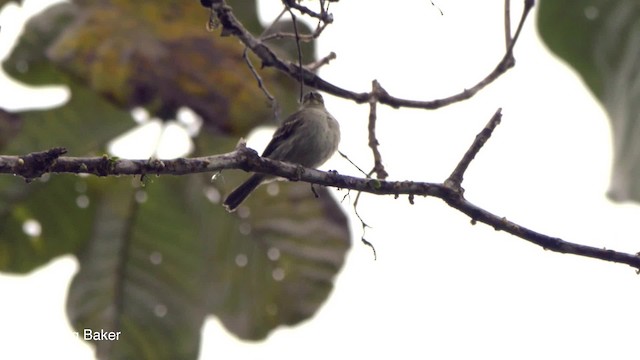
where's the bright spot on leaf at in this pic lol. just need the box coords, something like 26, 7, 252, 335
130, 107, 150, 124
239, 222, 251, 235
74, 181, 87, 193
266, 303, 278, 316
177, 107, 203, 137
15, 60, 28, 73
22, 219, 41, 237
154, 304, 168, 318
237, 206, 250, 219
203, 186, 221, 203
149, 251, 162, 265
235, 254, 248, 267
272, 268, 285, 282
108, 120, 162, 159
135, 190, 148, 204
584, 6, 599, 20
156, 122, 193, 159
267, 247, 280, 261
75, 195, 90, 209
266, 183, 280, 196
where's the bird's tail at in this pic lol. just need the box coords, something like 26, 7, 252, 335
223, 174, 264, 212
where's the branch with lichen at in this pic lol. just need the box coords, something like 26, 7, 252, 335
2, 108, 640, 272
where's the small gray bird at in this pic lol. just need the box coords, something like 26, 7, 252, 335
223, 92, 341, 212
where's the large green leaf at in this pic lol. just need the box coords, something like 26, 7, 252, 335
196, 136, 351, 340
68, 178, 208, 360
64, 134, 349, 359
538, 0, 640, 201
0, 3, 134, 272
208, 182, 350, 339
0, 175, 97, 272
41, 1, 297, 134
0, 0, 22, 9
1, 1, 351, 358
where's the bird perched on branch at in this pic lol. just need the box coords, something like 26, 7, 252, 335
223, 92, 340, 212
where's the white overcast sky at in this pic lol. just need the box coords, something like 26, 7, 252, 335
2, 1, 640, 359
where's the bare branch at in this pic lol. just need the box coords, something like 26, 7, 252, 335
260, 17, 330, 43
281, 0, 334, 24
368, 80, 388, 180
352, 188, 376, 260
504, 0, 512, 49
242, 48, 279, 118
446, 108, 502, 190
11, 147, 67, 181
305, 51, 336, 72
207, 0, 535, 110
337, 150, 368, 177
285, 5, 304, 101
430, 0, 444, 16
260, 7, 287, 38
4, 107, 640, 270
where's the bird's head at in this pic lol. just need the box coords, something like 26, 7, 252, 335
302, 92, 325, 107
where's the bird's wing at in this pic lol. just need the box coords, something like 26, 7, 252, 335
261, 111, 304, 157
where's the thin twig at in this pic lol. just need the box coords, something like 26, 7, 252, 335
261, 30, 319, 43
338, 150, 368, 177
242, 47, 278, 117
504, 0, 512, 49
285, 6, 304, 100
260, 7, 287, 38
319, 0, 327, 19
430, 0, 444, 16
306, 51, 336, 72
445, 108, 502, 190
259, 2, 329, 45
261, 15, 330, 43
353, 190, 376, 260
368, 80, 388, 180
282, 0, 333, 24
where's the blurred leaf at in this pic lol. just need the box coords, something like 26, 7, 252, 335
1, 0, 350, 358
0, 0, 21, 9
2, 2, 78, 85
65, 133, 349, 358
197, 135, 351, 340
0, 109, 20, 149
68, 178, 208, 360
208, 182, 351, 339
0, 3, 134, 273
41, 1, 295, 135
538, 1, 640, 202
2, 3, 134, 156
0, 175, 97, 272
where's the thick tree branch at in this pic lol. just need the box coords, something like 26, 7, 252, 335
2, 147, 639, 270
2, 107, 640, 271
